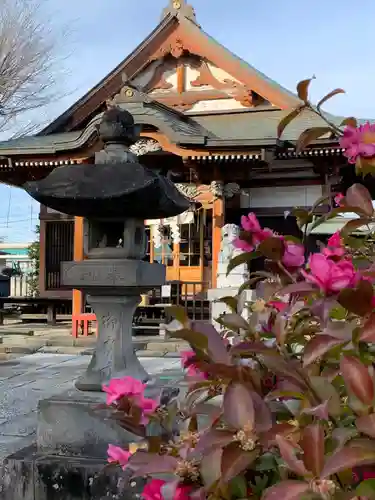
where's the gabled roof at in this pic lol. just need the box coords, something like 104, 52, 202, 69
40, 0, 301, 136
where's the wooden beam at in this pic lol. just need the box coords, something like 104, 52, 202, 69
38, 219, 46, 296
211, 198, 224, 288
72, 217, 84, 316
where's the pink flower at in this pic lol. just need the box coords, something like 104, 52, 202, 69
241, 212, 262, 233
181, 351, 208, 380
107, 444, 131, 470
302, 253, 358, 294
233, 237, 254, 252
267, 300, 288, 312
282, 241, 305, 268
137, 396, 159, 425
339, 123, 375, 164
142, 479, 193, 500
323, 231, 346, 259
334, 193, 345, 206
102, 377, 146, 405
235, 212, 274, 252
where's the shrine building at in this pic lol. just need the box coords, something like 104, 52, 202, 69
0, 0, 368, 317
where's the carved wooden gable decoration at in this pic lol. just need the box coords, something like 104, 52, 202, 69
131, 54, 271, 113
40, 0, 299, 135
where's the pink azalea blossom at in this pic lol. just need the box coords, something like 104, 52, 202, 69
339, 123, 375, 164
107, 444, 131, 470
102, 377, 146, 405
142, 479, 193, 500
181, 351, 208, 380
323, 231, 346, 259
334, 193, 345, 206
301, 253, 358, 294
282, 241, 305, 268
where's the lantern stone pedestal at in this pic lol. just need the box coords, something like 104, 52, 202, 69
0, 107, 195, 499
61, 257, 165, 390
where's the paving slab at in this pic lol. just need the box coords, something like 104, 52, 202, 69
0, 353, 182, 460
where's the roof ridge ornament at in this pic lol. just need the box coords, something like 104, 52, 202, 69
162, 0, 198, 24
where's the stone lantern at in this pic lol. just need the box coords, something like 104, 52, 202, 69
23, 107, 192, 392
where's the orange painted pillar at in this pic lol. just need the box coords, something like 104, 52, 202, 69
72, 216, 84, 315
211, 198, 224, 288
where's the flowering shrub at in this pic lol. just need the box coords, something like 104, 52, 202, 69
102, 80, 375, 499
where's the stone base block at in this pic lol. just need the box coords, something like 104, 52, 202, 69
0, 445, 146, 500
36, 383, 179, 458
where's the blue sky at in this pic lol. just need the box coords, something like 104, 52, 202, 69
2, 0, 374, 242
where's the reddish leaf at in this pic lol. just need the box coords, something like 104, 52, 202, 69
276, 435, 309, 477
303, 335, 346, 367
332, 427, 358, 450
251, 391, 273, 433
128, 451, 178, 477
310, 376, 341, 417
297, 78, 314, 102
340, 117, 358, 128
223, 382, 255, 429
341, 356, 374, 406
301, 401, 329, 420
296, 127, 333, 154
317, 88, 345, 110
301, 424, 325, 476
262, 481, 309, 500
279, 282, 316, 295
191, 320, 231, 364
194, 429, 234, 454
361, 314, 375, 343
321, 445, 375, 478
260, 423, 298, 449
278, 107, 302, 139
356, 414, 375, 439
221, 442, 259, 483
201, 447, 222, 489
258, 237, 285, 260
230, 341, 275, 356
346, 184, 374, 217
274, 314, 287, 346
338, 280, 374, 317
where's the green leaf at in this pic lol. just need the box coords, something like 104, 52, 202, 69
166, 328, 208, 351
296, 127, 334, 153
165, 305, 188, 325
217, 313, 249, 331
278, 107, 303, 138
215, 296, 238, 313
356, 479, 375, 499
226, 251, 260, 276
317, 88, 345, 110
229, 476, 248, 499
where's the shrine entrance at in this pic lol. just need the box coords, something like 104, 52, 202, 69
145, 186, 215, 295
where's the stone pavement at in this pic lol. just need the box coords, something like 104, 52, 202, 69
0, 353, 182, 460
0, 321, 189, 358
